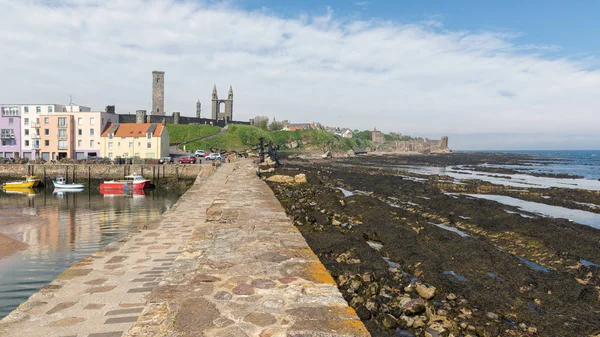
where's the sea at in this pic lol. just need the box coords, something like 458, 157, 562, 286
465, 150, 600, 180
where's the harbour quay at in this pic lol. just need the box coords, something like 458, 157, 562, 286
0, 159, 369, 337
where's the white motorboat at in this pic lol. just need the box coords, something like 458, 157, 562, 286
52, 176, 85, 190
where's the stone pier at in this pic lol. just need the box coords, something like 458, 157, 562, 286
0, 159, 370, 337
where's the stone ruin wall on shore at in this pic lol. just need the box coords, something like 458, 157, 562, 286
378, 136, 450, 154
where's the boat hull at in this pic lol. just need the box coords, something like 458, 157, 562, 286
4, 181, 39, 188
2, 186, 37, 196
54, 183, 85, 189
99, 180, 151, 191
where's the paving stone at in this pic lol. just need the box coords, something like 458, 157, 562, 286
46, 302, 77, 315
84, 278, 108, 285
104, 316, 139, 324
127, 287, 152, 293
243, 312, 277, 326
251, 279, 276, 289
174, 298, 219, 334
191, 274, 221, 283
86, 285, 117, 294
119, 303, 146, 308
47, 317, 86, 327
232, 284, 254, 295
105, 307, 144, 316
142, 282, 160, 287
106, 256, 128, 264
131, 278, 156, 282
84, 303, 106, 310
87, 333, 123, 337
40, 284, 63, 291
214, 291, 233, 300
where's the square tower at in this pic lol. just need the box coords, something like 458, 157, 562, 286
152, 71, 165, 115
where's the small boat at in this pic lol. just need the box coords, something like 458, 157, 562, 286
52, 175, 85, 190
99, 173, 151, 192
2, 176, 41, 188
1, 186, 38, 196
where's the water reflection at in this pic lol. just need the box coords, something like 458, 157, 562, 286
0, 187, 181, 319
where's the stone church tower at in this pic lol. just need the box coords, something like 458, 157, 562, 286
211, 85, 233, 122
196, 100, 201, 118
152, 71, 165, 115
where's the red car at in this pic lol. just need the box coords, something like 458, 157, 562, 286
178, 156, 196, 164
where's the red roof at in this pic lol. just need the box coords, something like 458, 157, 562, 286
101, 123, 164, 138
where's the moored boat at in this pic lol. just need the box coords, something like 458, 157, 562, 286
2, 176, 41, 189
52, 176, 85, 190
99, 173, 151, 192
1, 186, 38, 196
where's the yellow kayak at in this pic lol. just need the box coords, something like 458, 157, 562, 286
2, 176, 41, 188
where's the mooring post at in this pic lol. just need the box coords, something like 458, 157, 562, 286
162, 165, 165, 179
153, 166, 156, 183
65, 166, 68, 182
123, 166, 126, 179
88, 166, 91, 189
176, 166, 179, 180
73, 166, 76, 183
141, 166, 144, 177
43, 166, 46, 183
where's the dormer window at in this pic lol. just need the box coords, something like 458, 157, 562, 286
109, 133, 114, 139
147, 132, 151, 139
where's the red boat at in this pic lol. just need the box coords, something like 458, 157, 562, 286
99, 173, 151, 192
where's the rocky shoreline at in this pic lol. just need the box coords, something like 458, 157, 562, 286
263, 153, 600, 337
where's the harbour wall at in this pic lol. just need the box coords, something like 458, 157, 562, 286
0, 164, 203, 183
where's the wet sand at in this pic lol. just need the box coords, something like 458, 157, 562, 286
0, 233, 27, 258
265, 153, 600, 337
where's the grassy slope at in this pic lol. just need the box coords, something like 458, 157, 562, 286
185, 125, 373, 152
166, 124, 221, 145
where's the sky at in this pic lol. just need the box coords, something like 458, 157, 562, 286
0, 0, 599, 150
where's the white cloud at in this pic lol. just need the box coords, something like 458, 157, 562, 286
0, 0, 599, 148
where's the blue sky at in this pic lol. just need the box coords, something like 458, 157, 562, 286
237, 0, 599, 58
0, 0, 599, 150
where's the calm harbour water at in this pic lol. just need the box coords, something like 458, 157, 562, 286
0, 187, 182, 319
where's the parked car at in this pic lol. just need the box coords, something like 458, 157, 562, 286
159, 157, 174, 164
178, 156, 197, 164
194, 150, 207, 157
206, 153, 224, 161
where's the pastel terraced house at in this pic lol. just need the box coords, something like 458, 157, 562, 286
100, 123, 169, 160
0, 105, 21, 159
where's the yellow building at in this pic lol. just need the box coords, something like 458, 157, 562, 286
100, 123, 169, 159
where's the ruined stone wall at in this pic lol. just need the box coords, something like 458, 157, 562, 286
384, 136, 450, 154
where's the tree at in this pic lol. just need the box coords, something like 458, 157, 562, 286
269, 121, 283, 131
258, 118, 269, 130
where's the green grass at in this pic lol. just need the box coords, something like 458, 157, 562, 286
186, 125, 373, 152
166, 124, 221, 145
186, 124, 273, 152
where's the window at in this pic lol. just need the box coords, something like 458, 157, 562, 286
128, 142, 133, 149
8, 118, 13, 125
147, 142, 151, 149
24, 107, 29, 113
44, 117, 49, 125
78, 117, 82, 125
58, 117, 66, 127
90, 140, 94, 147
157, 77, 159, 83
78, 129, 82, 136
109, 133, 113, 139
45, 129, 49, 135
48, 106, 53, 113
147, 133, 151, 139
138, 142, 141, 147
25, 140, 29, 146
58, 140, 67, 150
36, 106, 41, 113
90, 128, 94, 136
108, 142, 113, 149
36, 118, 39, 124
24, 118, 29, 125
25, 129, 29, 136
1, 129, 15, 139
134, 153, 139, 157
117, 142, 120, 146
77, 140, 82, 147
108, 152, 112, 158
45, 140, 49, 146
1, 107, 19, 116
90, 117, 95, 125
123, 153, 129, 158
121, 137, 126, 140
58, 129, 66, 138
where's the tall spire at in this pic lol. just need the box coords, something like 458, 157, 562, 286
212, 84, 217, 99
228, 85, 233, 99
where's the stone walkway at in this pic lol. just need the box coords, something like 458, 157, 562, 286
0, 159, 369, 337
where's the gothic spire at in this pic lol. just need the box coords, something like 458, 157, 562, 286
212, 84, 217, 99
228, 85, 233, 99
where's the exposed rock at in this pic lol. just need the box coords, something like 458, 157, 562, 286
401, 298, 426, 315
382, 313, 398, 329
416, 283, 436, 300
294, 174, 307, 184
446, 293, 457, 301
266, 175, 295, 184
425, 322, 448, 337
322, 151, 332, 159
486, 312, 499, 320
